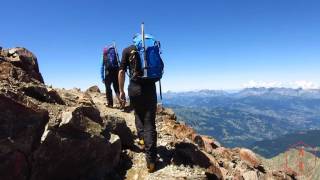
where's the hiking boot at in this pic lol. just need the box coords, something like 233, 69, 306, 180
112, 105, 121, 109
147, 162, 156, 173
139, 139, 144, 146
107, 104, 113, 108
135, 138, 145, 150
135, 138, 144, 145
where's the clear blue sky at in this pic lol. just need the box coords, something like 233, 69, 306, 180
1, 0, 320, 91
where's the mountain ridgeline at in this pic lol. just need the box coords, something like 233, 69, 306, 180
250, 129, 320, 158
1, 47, 299, 179
163, 88, 320, 157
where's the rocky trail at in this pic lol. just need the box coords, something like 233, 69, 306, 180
0, 47, 297, 180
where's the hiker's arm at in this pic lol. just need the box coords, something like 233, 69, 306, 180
118, 48, 128, 103
118, 70, 125, 93
118, 69, 126, 105
101, 54, 106, 83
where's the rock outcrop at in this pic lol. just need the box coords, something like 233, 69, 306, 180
0, 47, 296, 180
0, 47, 121, 180
0, 47, 44, 83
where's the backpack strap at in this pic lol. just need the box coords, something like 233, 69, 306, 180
101, 48, 108, 81
128, 48, 140, 80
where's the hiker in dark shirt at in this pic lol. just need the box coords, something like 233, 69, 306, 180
101, 46, 120, 108
118, 45, 158, 173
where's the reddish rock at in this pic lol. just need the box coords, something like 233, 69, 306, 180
162, 117, 196, 140
7, 47, 44, 83
173, 124, 196, 139
0, 61, 32, 83
157, 105, 177, 120
194, 135, 221, 153
239, 148, 261, 168
213, 147, 234, 161
202, 151, 225, 179
0, 47, 296, 180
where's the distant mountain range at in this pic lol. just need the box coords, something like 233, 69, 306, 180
165, 87, 320, 99
163, 87, 320, 156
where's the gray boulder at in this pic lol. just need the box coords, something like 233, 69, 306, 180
31, 106, 121, 180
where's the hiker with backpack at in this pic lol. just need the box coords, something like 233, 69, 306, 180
101, 43, 121, 108
118, 23, 164, 173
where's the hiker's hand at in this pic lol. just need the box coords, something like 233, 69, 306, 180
119, 91, 126, 106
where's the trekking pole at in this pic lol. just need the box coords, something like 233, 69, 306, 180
159, 80, 163, 101
141, 22, 148, 77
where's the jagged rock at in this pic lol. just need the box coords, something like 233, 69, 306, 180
0, 47, 296, 180
31, 106, 121, 180
157, 104, 176, 120
56, 89, 82, 106
20, 84, 65, 105
0, 61, 33, 83
1, 47, 43, 83
58, 106, 104, 131
147, 165, 207, 180
172, 141, 224, 179
267, 171, 295, 180
105, 115, 134, 148
242, 171, 258, 180
173, 141, 211, 168
212, 147, 234, 161
201, 151, 225, 179
0, 150, 29, 180
46, 87, 65, 105
239, 148, 261, 168
0, 92, 49, 180
0, 93, 49, 154
86, 85, 101, 93
32, 131, 121, 180
163, 117, 196, 140
201, 135, 220, 152
194, 135, 220, 153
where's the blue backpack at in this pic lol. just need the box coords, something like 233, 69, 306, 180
101, 45, 120, 82
103, 46, 119, 70
133, 34, 164, 82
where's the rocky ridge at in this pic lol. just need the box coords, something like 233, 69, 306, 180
0, 47, 296, 180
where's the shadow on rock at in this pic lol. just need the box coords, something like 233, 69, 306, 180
172, 142, 221, 179
104, 115, 135, 149
156, 146, 174, 170
172, 142, 211, 168
113, 150, 134, 180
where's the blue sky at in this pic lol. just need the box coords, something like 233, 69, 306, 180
1, 0, 320, 91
